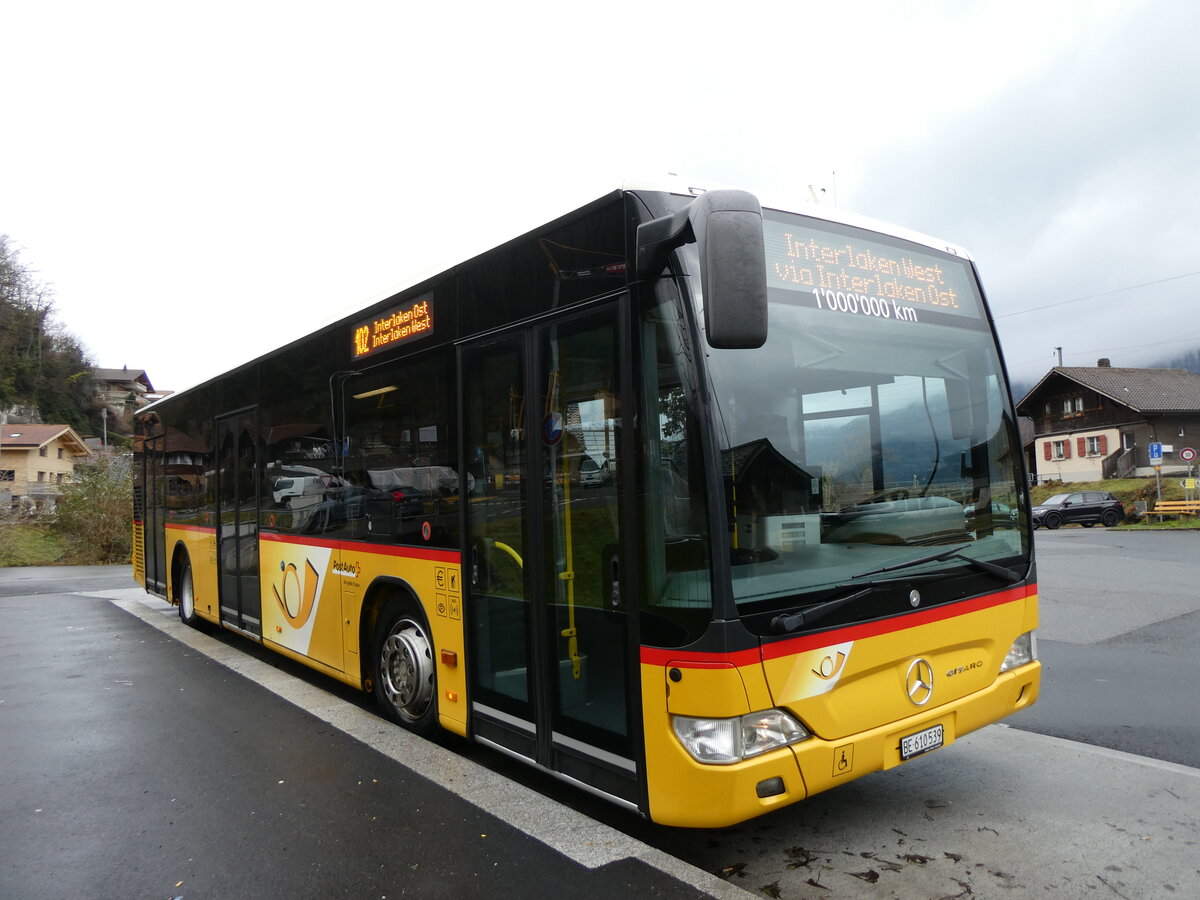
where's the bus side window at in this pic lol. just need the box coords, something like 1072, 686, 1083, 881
343, 349, 460, 549
639, 291, 712, 648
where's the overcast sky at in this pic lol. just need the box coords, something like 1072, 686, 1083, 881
3, 0, 1197, 395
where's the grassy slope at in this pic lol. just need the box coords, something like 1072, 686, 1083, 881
0, 524, 66, 566
1031, 476, 1198, 527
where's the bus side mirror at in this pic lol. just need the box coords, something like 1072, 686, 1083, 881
636, 190, 768, 349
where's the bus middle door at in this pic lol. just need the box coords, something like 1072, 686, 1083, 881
215, 408, 263, 637
461, 301, 638, 807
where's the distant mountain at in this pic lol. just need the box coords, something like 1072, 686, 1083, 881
1148, 348, 1200, 374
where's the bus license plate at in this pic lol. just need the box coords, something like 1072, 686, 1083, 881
900, 724, 944, 761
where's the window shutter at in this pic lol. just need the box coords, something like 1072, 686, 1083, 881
1044, 442, 1052, 461
1064, 440, 1072, 459
1099, 435, 1107, 455
1077, 437, 1086, 457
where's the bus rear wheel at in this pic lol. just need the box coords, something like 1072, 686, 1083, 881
176, 556, 200, 627
372, 603, 438, 738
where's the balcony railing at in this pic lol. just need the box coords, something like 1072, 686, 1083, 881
21, 483, 66, 497
1102, 447, 1136, 479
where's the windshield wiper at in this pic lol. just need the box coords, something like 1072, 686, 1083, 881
767, 571, 950, 635
770, 587, 871, 634
853, 543, 1021, 583
768, 548, 1022, 636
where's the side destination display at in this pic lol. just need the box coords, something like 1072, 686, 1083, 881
352, 293, 434, 361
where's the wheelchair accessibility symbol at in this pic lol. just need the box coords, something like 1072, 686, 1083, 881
833, 743, 854, 777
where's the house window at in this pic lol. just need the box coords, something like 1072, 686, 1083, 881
56, 473, 65, 484
57, 448, 64, 459
1062, 397, 1084, 416
39, 446, 48, 457
1044, 440, 1071, 461
37, 471, 46, 482
0, 470, 14, 482
1084, 436, 1105, 457
1122, 432, 1134, 450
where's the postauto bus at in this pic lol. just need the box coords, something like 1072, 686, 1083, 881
133, 180, 1039, 826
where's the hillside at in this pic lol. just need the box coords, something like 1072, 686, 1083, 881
0, 236, 96, 432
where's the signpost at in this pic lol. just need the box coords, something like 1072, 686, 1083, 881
1182, 448, 1197, 500
1150, 442, 1164, 505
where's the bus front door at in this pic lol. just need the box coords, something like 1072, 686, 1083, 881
215, 408, 262, 636
462, 303, 638, 807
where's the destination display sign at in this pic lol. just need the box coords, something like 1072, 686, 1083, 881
351, 294, 433, 361
762, 215, 982, 326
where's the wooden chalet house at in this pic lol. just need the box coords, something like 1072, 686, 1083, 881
1016, 360, 1200, 483
0, 424, 93, 512
92, 366, 157, 409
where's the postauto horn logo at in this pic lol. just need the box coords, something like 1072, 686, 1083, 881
273, 559, 320, 629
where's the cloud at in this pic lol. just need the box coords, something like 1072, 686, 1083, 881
3, 1, 1196, 393
838, 2, 1200, 382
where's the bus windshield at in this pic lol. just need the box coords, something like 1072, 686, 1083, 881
704, 209, 1029, 616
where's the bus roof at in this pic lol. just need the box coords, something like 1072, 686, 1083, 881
139, 178, 973, 413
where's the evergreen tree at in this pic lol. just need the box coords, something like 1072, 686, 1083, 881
0, 235, 95, 430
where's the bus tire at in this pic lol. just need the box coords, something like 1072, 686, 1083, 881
371, 599, 438, 738
175, 553, 201, 627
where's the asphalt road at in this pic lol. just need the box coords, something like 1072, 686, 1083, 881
1007, 528, 1200, 766
0, 568, 727, 900
3, 545, 1198, 899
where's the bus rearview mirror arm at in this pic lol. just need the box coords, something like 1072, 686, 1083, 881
635, 190, 769, 349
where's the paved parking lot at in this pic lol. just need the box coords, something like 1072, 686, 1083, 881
3, 567, 1198, 899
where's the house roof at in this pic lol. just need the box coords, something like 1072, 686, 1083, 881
93, 367, 154, 391
1018, 366, 1200, 414
1, 425, 94, 456
722, 438, 815, 484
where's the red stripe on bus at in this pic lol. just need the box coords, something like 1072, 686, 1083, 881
259, 531, 461, 564
639, 584, 1036, 667
164, 523, 216, 534
640, 645, 762, 668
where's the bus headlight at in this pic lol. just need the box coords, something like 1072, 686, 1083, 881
673, 710, 810, 765
999, 631, 1037, 673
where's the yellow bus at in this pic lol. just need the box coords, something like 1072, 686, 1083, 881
133, 181, 1039, 827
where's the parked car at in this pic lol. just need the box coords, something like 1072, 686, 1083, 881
272, 474, 333, 505
963, 500, 1020, 530
825, 496, 967, 545
579, 457, 612, 488
1031, 491, 1124, 529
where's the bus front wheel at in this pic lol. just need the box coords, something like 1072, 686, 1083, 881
372, 602, 438, 738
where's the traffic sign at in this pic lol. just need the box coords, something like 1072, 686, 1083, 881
1149, 442, 1163, 461
1180, 447, 1197, 462
542, 411, 564, 445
